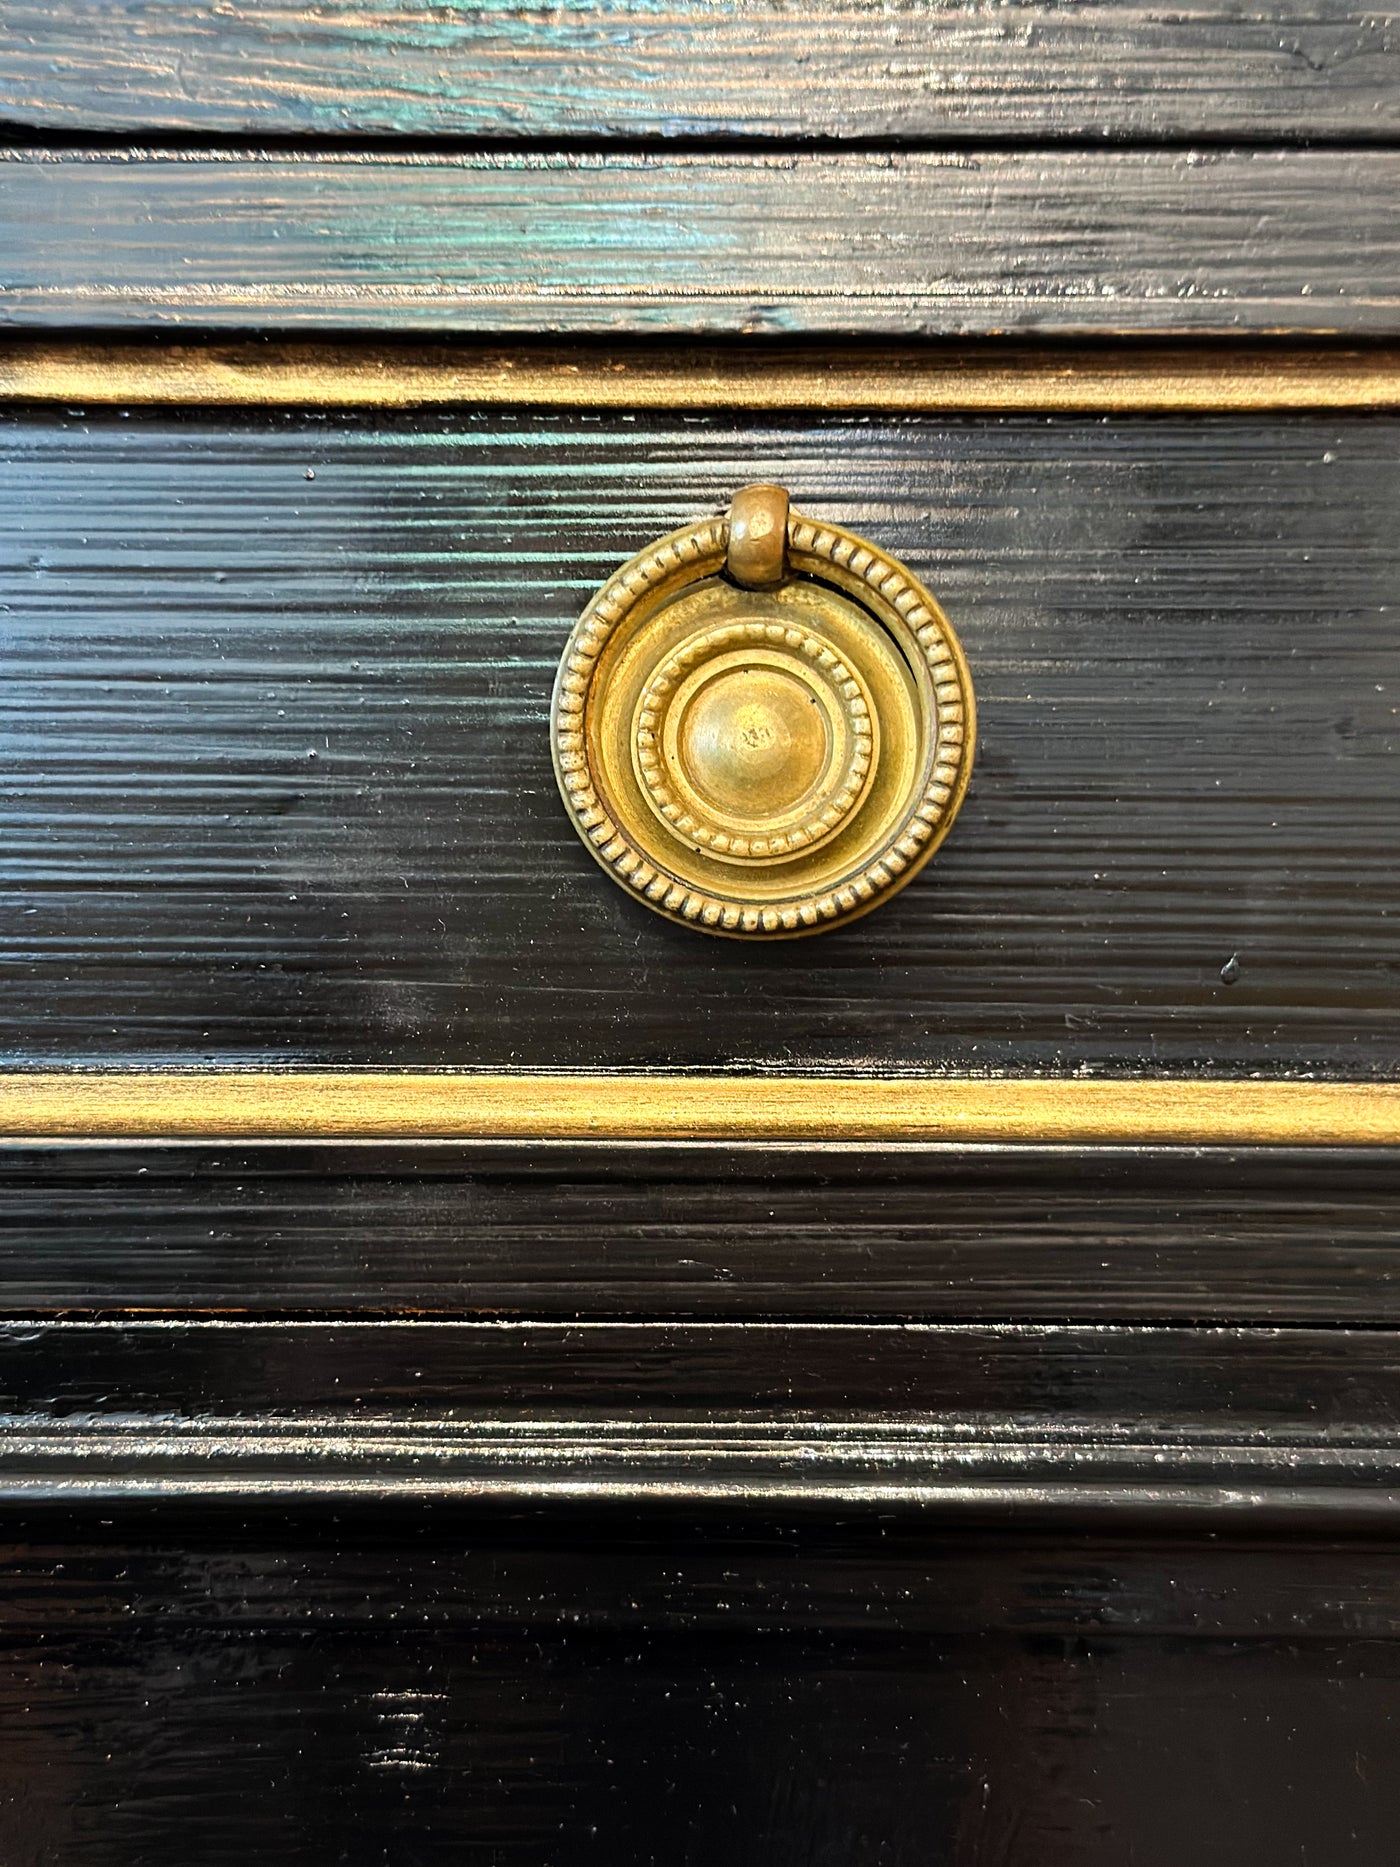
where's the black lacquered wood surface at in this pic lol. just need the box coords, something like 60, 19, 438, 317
3, 403, 1396, 1075
4, 1513, 1400, 1866
1, 1316, 1399, 1859
0, 1319, 1397, 1511
5, 1, 1398, 142
7, 8, 1400, 1850
1, 1142, 1398, 1321
5, 149, 1399, 336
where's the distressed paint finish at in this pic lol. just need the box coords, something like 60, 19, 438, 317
2, 1, 1398, 141
6, 1364, 1400, 1512
0, 1141, 1394, 1320
4, 148, 1400, 335
2, 1321, 1400, 1863
2, 405, 1397, 1075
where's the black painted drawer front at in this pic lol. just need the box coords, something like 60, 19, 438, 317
4, 403, 1396, 1075
7, 1513, 1400, 1867
7, 5, 1400, 1858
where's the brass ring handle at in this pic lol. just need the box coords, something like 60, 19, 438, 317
551, 485, 975, 938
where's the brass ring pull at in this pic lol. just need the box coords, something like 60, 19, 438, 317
551, 485, 975, 938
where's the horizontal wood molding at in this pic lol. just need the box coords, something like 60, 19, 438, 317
3, 1074, 1399, 1146
7, 1318, 1399, 1430
3, 3, 1396, 143
3, 1314, 1400, 1515
0, 1317, 1397, 1517
2, 1143, 1398, 1321
6, 1414, 1399, 1519
5, 339, 1400, 412
6, 150, 1399, 337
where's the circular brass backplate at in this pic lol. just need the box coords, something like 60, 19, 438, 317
551, 487, 975, 937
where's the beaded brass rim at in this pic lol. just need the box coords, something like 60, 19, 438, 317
550, 489, 975, 937
635, 621, 877, 861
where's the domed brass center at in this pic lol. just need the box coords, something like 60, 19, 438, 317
634, 623, 875, 862
679, 666, 829, 820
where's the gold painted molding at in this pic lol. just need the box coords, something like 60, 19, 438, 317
0, 1074, 1397, 1146
3, 340, 1400, 412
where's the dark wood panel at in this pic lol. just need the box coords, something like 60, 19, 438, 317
4, 150, 1399, 335
2, 1142, 1398, 1321
3, 405, 1397, 1075
3, 1529, 1400, 1866
4, 3, 1398, 142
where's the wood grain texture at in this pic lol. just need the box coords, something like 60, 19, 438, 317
3, 1526, 1400, 1867
1, 1320, 1399, 1516
3, 2, 1399, 142
6, 18, 1399, 1853
3, 405, 1397, 1077
9, 1508, 1400, 1635
5, 149, 1400, 336
4, 1324, 1400, 1859
1, 1142, 1395, 1320
0, 1316, 1396, 1432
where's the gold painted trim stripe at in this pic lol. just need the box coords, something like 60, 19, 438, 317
3, 341, 1400, 412
0, 1075, 1396, 1146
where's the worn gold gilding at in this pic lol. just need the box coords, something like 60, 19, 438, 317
3, 339, 1400, 412
0, 1075, 1396, 1146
